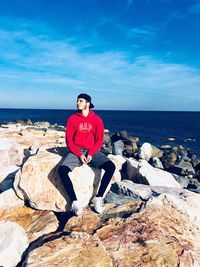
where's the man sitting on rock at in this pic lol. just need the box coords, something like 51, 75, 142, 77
58, 93, 116, 216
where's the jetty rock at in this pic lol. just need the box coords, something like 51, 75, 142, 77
23, 190, 200, 267
0, 220, 29, 267
14, 150, 123, 212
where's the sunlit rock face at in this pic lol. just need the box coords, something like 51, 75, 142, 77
21, 196, 200, 267
0, 206, 59, 242
0, 220, 29, 267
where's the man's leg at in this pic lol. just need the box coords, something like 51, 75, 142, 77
58, 152, 83, 215
90, 152, 116, 213
58, 165, 77, 202
96, 160, 116, 197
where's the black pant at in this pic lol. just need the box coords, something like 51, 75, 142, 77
58, 160, 116, 202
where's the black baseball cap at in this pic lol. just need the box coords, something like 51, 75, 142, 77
77, 93, 94, 109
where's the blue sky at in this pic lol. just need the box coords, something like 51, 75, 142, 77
0, 0, 200, 110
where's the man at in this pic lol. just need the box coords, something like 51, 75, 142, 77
58, 93, 116, 216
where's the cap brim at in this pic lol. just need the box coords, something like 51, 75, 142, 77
90, 103, 94, 109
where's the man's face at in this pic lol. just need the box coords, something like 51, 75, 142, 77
77, 98, 90, 110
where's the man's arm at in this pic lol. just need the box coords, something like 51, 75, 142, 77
87, 117, 104, 157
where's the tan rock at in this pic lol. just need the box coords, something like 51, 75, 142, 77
65, 208, 102, 234
0, 206, 58, 242
139, 142, 163, 160
95, 198, 200, 266
26, 232, 112, 267
14, 151, 121, 212
0, 137, 24, 166
14, 151, 67, 211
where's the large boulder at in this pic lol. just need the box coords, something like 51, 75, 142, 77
14, 151, 122, 212
0, 220, 29, 267
138, 160, 182, 188
14, 151, 67, 212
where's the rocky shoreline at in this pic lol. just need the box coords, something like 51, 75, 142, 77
1, 119, 200, 266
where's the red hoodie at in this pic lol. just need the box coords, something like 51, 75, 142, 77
65, 110, 104, 157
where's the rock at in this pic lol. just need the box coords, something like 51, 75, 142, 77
109, 180, 152, 201
188, 153, 200, 168
121, 159, 138, 181
0, 138, 24, 166
149, 190, 200, 229
14, 151, 122, 212
120, 158, 149, 184
161, 152, 178, 169
26, 232, 113, 267
34, 121, 51, 128
101, 144, 112, 155
0, 206, 59, 242
138, 160, 182, 188
172, 173, 190, 188
65, 208, 102, 234
129, 136, 139, 143
123, 142, 138, 157
45, 129, 65, 139
168, 160, 195, 176
21, 128, 45, 137
0, 165, 20, 192
0, 220, 29, 267
160, 145, 172, 150
112, 140, 124, 156
149, 157, 164, 169
0, 188, 24, 209
95, 195, 200, 266
167, 137, 175, 141
0, 165, 19, 183
14, 151, 69, 212
139, 142, 163, 161
103, 132, 111, 146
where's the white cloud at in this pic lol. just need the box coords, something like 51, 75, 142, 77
126, 27, 157, 38
0, 22, 200, 110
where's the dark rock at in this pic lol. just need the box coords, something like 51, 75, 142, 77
187, 182, 200, 194
50, 124, 65, 132
105, 190, 139, 205
121, 160, 138, 180
149, 157, 164, 169
103, 133, 111, 146
168, 160, 195, 176
172, 174, 190, 188
101, 144, 112, 155
195, 162, 200, 172
161, 152, 178, 169
123, 143, 138, 157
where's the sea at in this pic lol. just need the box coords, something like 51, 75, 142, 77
0, 108, 200, 157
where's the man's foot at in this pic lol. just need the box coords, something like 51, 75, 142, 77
92, 196, 104, 214
71, 200, 83, 216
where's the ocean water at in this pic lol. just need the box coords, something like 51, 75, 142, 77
0, 108, 200, 157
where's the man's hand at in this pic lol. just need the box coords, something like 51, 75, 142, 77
86, 155, 92, 163
79, 155, 87, 164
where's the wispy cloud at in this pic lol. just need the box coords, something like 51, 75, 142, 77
126, 27, 157, 38
0, 19, 200, 110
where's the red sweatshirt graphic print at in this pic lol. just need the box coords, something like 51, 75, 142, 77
65, 110, 104, 157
